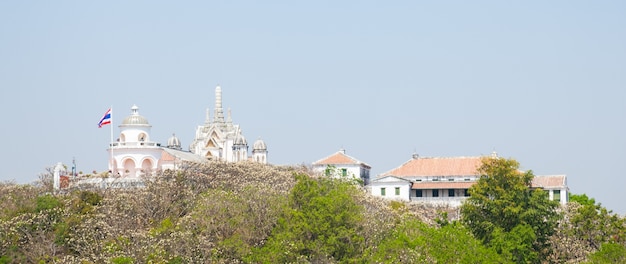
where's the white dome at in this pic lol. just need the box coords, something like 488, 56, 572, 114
167, 133, 181, 149
121, 105, 150, 126
234, 134, 247, 146
253, 138, 267, 150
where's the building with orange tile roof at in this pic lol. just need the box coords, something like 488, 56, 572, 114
371, 152, 568, 206
312, 149, 371, 184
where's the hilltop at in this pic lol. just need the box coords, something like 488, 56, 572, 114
1, 161, 624, 263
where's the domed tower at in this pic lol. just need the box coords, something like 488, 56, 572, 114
252, 137, 268, 164
167, 133, 182, 150
109, 105, 161, 178
232, 132, 248, 162
119, 105, 151, 143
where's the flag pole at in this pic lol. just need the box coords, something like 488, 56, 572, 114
110, 106, 114, 176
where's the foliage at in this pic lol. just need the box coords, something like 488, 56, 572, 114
0, 183, 40, 220
371, 216, 509, 263
569, 193, 596, 207
584, 242, 626, 264
548, 194, 626, 262
35, 194, 63, 213
460, 157, 560, 263
4, 161, 623, 263
250, 173, 365, 263
491, 224, 537, 263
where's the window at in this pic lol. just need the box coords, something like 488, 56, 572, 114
464, 189, 470, 197
380, 188, 386, 196
448, 178, 455, 181
433, 189, 439, 197
416, 189, 423, 197
341, 168, 347, 177
432, 178, 440, 182
554, 190, 561, 201
464, 178, 470, 181
395, 187, 400, 195
448, 189, 455, 197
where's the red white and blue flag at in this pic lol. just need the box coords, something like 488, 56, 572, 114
98, 108, 112, 128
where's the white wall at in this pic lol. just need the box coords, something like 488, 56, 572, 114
313, 164, 367, 181
369, 180, 412, 201
548, 188, 568, 205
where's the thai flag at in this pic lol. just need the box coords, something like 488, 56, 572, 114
98, 108, 112, 128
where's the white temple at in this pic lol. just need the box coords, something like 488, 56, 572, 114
189, 85, 268, 164
103, 85, 267, 180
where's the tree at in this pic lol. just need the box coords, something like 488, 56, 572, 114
584, 242, 626, 264
251, 173, 365, 263
549, 194, 626, 262
460, 157, 560, 263
569, 194, 626, 250
371, 217, 509, 263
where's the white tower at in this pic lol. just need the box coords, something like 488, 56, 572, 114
109, 105, 161, 178
232, 130, 248, 162
252, 137, 268, 164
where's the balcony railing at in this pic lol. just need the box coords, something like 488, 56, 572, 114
410, 196, 468, 205
110, 142, 161, 147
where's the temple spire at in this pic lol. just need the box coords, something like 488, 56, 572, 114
214, 85, 225, 123
227, 107, 233, 123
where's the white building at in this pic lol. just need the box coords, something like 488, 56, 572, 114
312, 149, 371, 184
371, 153, 569, 206
102, 85, 267, 181
189, 86, 268, 164
107, 105, 205, 179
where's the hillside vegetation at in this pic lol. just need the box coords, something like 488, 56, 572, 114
1, 160, 625, 263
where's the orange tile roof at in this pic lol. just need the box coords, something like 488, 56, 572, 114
313, 150, 371, 168
381, 156, 482, 177
160, 150, 176, 161
532, 175, 567, 189
412, 181, 475, 189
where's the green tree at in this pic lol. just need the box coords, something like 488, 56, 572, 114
549, 194, 626, 262
569, 194, 625, 250
460, 157, 560, 263
584, 243, 626, 264
251, 173, 365, 263
371, 217, 508, 263
569, 193, 596, 207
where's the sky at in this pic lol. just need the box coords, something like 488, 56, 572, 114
1, 1, 624, 214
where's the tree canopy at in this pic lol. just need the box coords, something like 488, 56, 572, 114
460, 157, 560, 263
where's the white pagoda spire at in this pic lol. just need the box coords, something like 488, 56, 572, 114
214, 85, 225, 123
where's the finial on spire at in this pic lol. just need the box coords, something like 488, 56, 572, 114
131, 104, 139, 115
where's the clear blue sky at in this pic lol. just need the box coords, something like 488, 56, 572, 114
1, 1, 624, 214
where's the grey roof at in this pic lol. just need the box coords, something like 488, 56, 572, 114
161, 148, 206, 163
